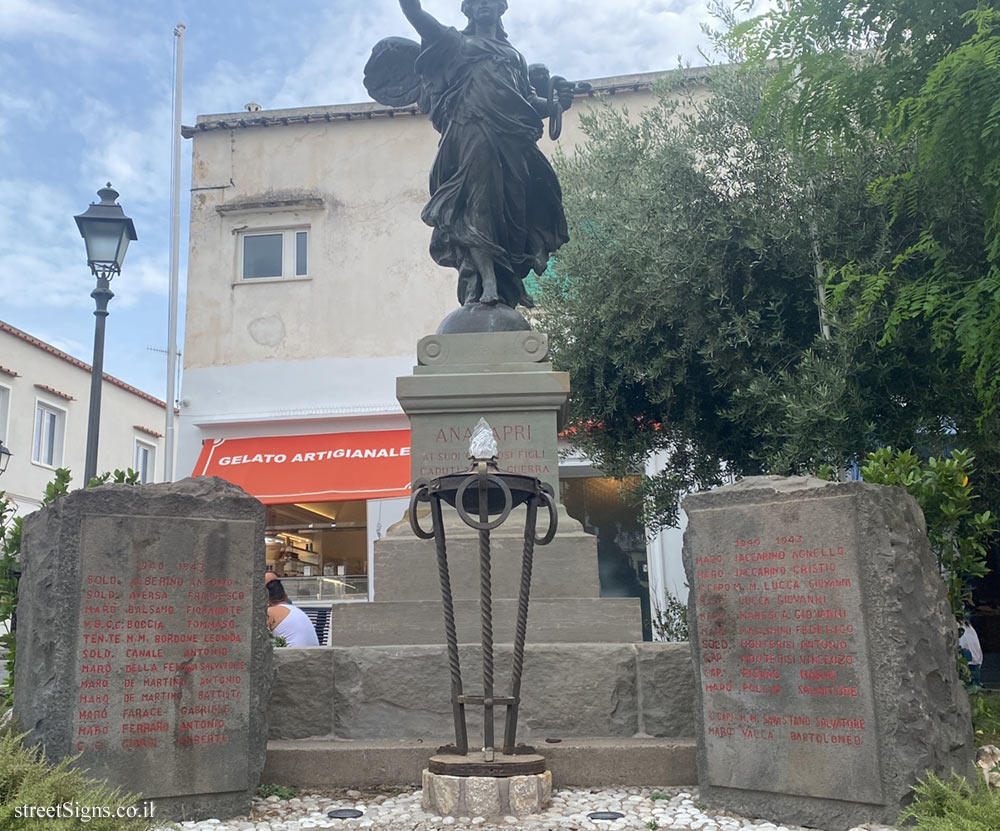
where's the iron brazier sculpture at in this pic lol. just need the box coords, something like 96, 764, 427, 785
407, 419, 557, 761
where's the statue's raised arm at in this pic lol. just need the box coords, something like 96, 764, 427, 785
399, 0, 446, 42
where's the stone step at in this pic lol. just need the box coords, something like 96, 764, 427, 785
263, 737, 697, 790
268, 643, 697, 745
374, 522, 602, 602
329, 597, 642, 646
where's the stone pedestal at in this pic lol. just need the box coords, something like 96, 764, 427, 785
333, 331, 641, 646
422, 762, 552, 818
331, 511, 641, 645
397, 331, 568, 495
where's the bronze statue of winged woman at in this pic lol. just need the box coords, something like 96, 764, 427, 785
365, 0, 589, 332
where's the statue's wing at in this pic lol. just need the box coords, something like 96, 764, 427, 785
364, 37, 424, 108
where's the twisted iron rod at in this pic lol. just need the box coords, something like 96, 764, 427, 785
479, 524, 495, 754
431, 494, 468, 754
503, 495, 538, 753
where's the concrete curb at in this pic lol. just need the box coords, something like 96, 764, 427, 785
262, 738, 698, 790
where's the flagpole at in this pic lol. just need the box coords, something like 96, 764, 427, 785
165, 22, 185, 482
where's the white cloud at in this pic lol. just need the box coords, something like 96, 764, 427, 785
0, 90, 56, 137
0, 0, 103, 46
511, 0, 716, 80
0, 178, 168, 315
271, 2, 402, 109
265, 0, 716, 112
113, 257, 169, 310
80, 109, 172, 208
29, 330, 88, 357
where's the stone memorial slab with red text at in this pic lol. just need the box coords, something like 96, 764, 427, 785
682, 477, 974, 830
73, 515, 252, 791
14, 478, 272, 822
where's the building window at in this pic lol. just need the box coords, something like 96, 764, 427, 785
134, 440, 155, 484
32, 401, 65, 468
240, 228, 309, 280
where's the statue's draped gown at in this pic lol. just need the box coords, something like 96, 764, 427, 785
415, 28, 569, 307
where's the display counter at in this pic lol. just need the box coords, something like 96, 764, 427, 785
281, 575, 368, 603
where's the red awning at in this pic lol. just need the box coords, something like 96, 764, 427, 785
192, 430, 412, 504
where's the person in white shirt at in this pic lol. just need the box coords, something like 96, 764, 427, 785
267, 578, 319, 647
959, 617, 983, 687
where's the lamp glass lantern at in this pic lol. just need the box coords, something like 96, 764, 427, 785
0, 440, 11, 476
74, 184, 137, 275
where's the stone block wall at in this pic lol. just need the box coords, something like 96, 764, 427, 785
268, 643, 695, 742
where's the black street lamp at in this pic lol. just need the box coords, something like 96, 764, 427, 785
74, 184, 137, 484
0, 439, 10, 477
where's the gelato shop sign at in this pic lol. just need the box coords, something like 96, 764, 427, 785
193, 430, 412, 503
217, 446, 411, 466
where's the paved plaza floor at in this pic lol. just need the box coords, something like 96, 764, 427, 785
160, 787, 888, 831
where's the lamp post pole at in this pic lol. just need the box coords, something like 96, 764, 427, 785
85, 272, 114, 484
75, 184, 137, 485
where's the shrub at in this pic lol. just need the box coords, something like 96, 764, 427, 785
898, 772, 1000, 831
0, 469, 71, 707
0, 730, 157, 830
256, 783, 298, 800
651, 589, 689, 642
861, 448, 994, 618
971, 690, 1000, 749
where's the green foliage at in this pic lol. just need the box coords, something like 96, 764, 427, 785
649, 792, 671, 801
0, 497, 18, 710
651, 590, 689, 642
538, 14, 981, 526
256, 783, 299, 800
87, 469, 142, 488
733, 0, 1000, 422
0, 731, 156, 830
970, 689, 1000, 747
861, 448, 994, 616
897, 772, 1000, 831
0, 469, 72, 708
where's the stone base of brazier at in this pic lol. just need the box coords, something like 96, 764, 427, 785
421, 764, 552, 818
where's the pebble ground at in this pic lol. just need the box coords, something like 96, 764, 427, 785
163, 787, 869, 831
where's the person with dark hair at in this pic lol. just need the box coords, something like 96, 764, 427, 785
372, 0, 574, 310
266, 578, 319, 647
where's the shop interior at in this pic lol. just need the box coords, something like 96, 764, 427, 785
561, 475, 652, 641
265, 500, 369, 601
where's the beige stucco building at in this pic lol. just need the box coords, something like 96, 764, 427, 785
0, 321, 171, 516
179, 70, 694, 627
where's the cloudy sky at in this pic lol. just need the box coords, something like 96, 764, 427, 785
1, 0, 726, 401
